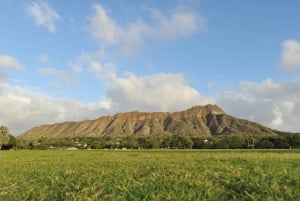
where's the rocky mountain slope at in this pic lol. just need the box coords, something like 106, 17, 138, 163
19, 104, 278, 139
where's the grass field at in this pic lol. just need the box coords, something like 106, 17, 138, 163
0, 150, 300, 201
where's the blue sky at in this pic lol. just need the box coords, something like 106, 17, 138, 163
1, 0, 300, 135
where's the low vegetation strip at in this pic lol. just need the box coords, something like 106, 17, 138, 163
1, 150, 300, 200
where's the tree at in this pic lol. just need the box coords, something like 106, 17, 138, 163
0, 126, 10, 150
1, 135, 17, 150
137, 137, 152, 149
149, 136, 162, 149
270, 137, 291, 149
192, 137, 214, 149
256, 139, 275, 149
15, 139, 29, 150
169, 135, 180, 149
289, 135, 300, 149
179, 136, 193, 149
213, 139, 230, 149
126, 136, 138, 149
161, 136, 172, 149
227, 136, 245, 149
168, 135, 193, 149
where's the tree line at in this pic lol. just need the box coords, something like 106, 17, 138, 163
5, 134, 300, 150
1, 126, 300, 150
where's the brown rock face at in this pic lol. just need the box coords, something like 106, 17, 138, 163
19, 104, 278, 139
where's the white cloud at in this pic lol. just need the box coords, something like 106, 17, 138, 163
89, 3, 206, 56
38, 64, 84, 87
106, 72, 213, 112
280, 40, 300, 71
89, 4, 119, 43
71, 65, 83, 74
216, 79, 300, 132
0, 55, 23, 70
38, 67, 58, 76
26, 1, 61, 33
0, 55, 23, 80
82, 57, 213, 112
39, 54, 49, 63
147, 8, 206, 40
0, 83, 111, 135
270, 105, 284, 128
87, 60, 117, 81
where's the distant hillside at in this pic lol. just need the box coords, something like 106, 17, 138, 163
19, 104, 278, 139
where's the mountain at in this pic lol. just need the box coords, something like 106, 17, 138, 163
19, 104, 278, 139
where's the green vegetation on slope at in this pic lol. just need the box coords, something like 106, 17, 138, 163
0, 150, 300, 200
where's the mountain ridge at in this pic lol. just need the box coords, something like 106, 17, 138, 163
19, 104, 278, 139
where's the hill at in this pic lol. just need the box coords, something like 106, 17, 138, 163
19, 104, 278, 139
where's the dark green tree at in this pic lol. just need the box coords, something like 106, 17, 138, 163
168, 135, 193, 149
149, 136, 162, 149
213, 139, 230, 149
0, 126, 10, 150
179, 136, 193, 149
256, 139, 275, 149
169, 135, 180, 149
289, 135, 300, 149
15, 139, 29, 149
161, 136, 172, 149
137, 137, 153, 149
228, 136, 245, 149
270, 137, 291, 149
126, 136, 138, 149
2, 135, 17, 150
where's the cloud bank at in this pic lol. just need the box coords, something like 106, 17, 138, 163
3, 55, 300, 135
217, 79, 300, 132
1, 67, 212, 135
0, 83, 111, 135
1, 53, 213, 135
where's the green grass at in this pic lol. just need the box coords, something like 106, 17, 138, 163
1, 150, 300, 200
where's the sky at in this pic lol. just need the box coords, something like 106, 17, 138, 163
1, 0, 300, 135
